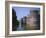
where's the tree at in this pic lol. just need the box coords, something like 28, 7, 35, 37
12, 8, 19, 31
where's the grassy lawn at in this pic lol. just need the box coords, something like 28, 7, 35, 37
24, 24, 35, 30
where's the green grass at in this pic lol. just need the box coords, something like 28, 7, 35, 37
24, 24, 35, 30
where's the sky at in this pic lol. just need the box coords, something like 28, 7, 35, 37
12, 7, 40, 20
